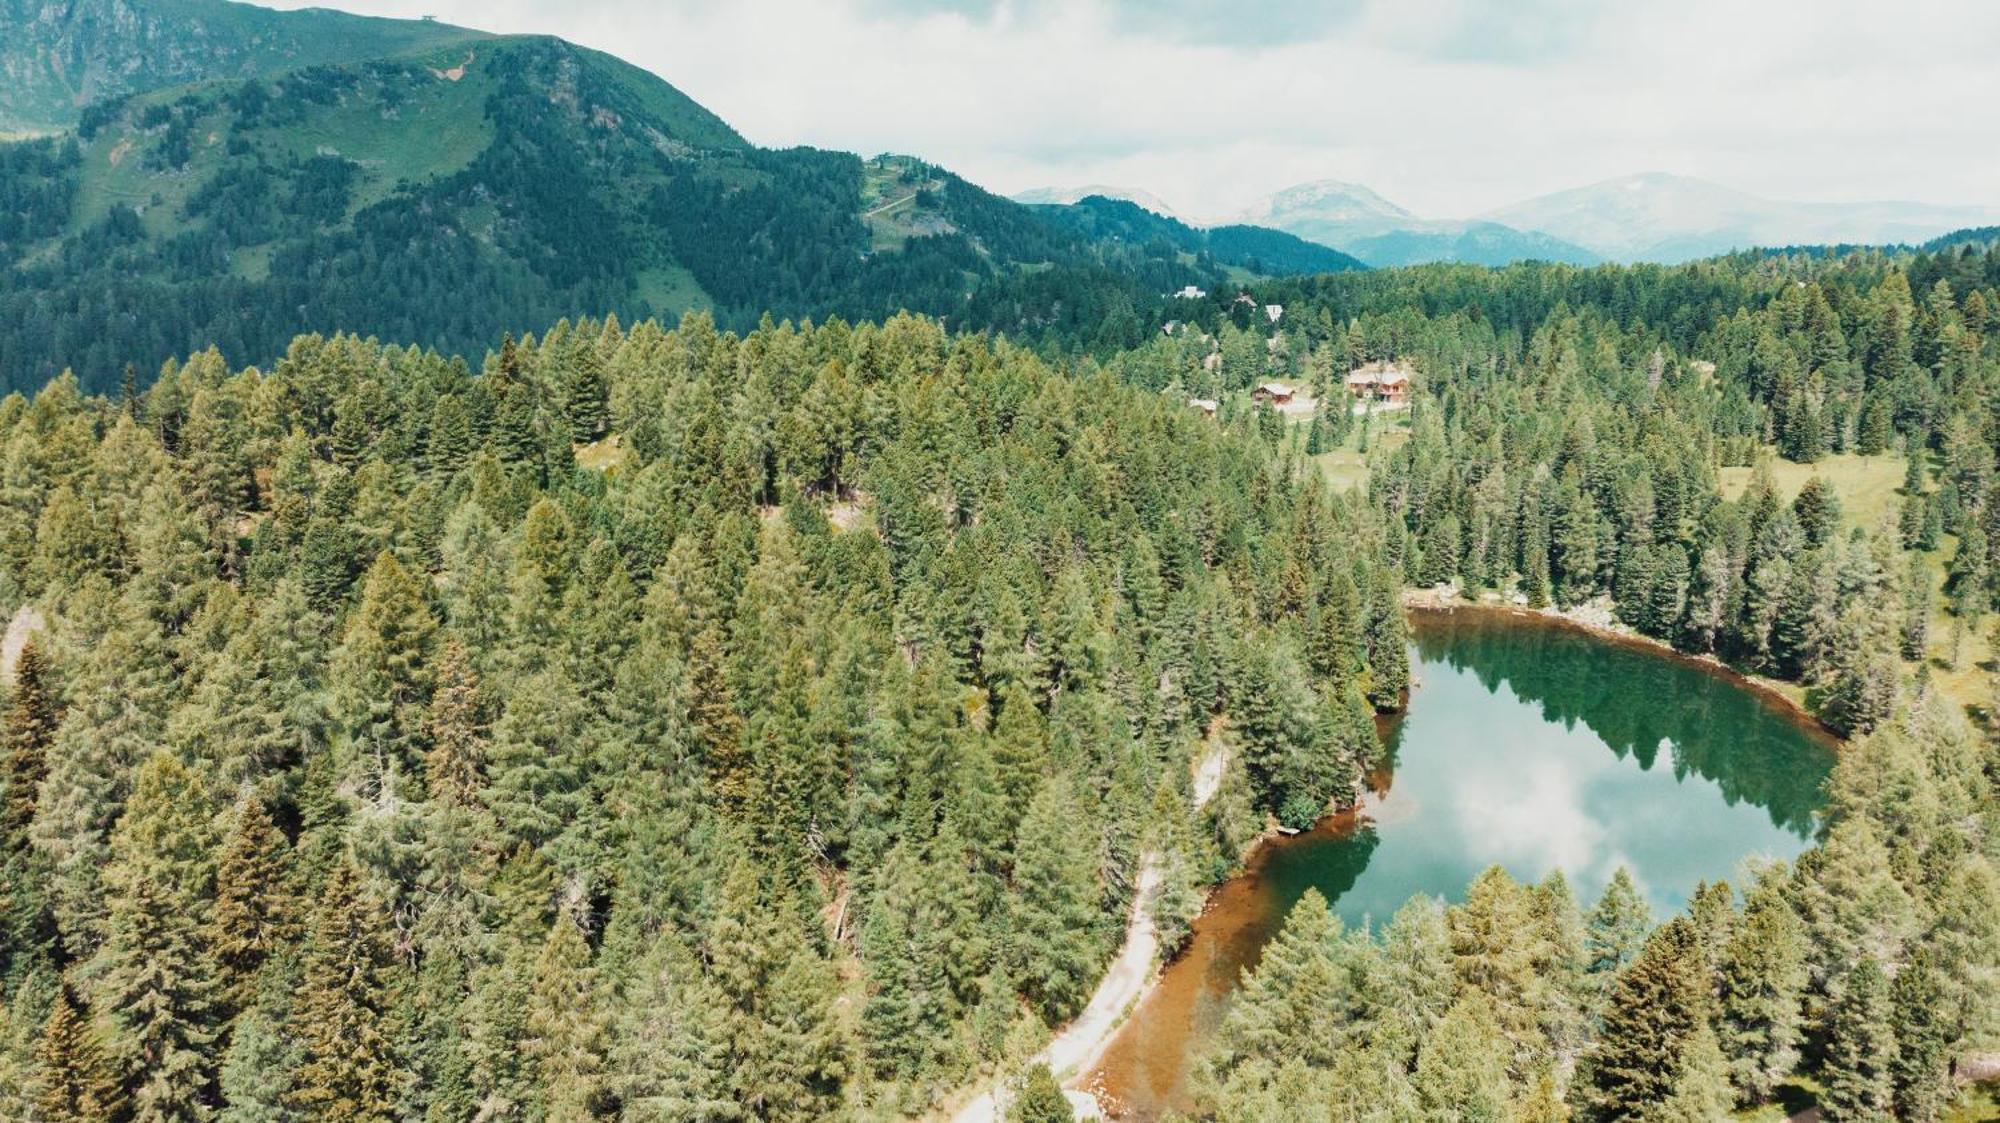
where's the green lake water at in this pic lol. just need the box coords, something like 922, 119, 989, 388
1084, 608, 1836, 1119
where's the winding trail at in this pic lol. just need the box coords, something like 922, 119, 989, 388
950, 861, 1161, 1122
947, 738, 1230, 1122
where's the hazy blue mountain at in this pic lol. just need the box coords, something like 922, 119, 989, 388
1231, 179, 1600, 267
1012, 183, 1183, 220
1482, 172, 2000, 262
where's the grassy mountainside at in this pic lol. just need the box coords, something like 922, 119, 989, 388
0, 5, 1362, 393
0, 0, 485, 134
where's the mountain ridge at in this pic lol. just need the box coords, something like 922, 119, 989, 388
1481, 171, 2000, 262
1024, 171, 2000, 267
0, 0, 488, 134
0, 3, 1361, 392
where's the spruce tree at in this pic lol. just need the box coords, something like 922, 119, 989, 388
1819, 957, 1896, 1123
1008, 778, 1111, 1021
215, 1009, 296, 1123
1887, 951, 1952, 1123
286, 858, 398, 1122
2, 636, 59, 845
1654, 1019, 1734, 1123
1585, 868, 1653, 980
424, 636, 487, 808
1412, 994, 1515, 1123
524, 915, 609, 1118
1717, 872, 1809, 1104
32, 987, 124, 1123
610, 932, 734, 1122
331, 551, 437, 779
209, 795, 291, 1018
1006, 1064, 1075, 1122
1578, 918, 1706, 1120
94, 750, 223, 1121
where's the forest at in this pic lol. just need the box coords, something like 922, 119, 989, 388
0, 235, 1993, 1123
0, 37, 1362, 399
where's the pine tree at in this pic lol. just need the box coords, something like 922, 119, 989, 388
1888, 951, 1952, 1123
610, 932, 735, 1122
1212, 888, 1353, 1076
332, 551, 437, 779
32, 987, 124, 1122
2, 636, 59, 846
94, 749, 223, 1121
1363, 567, 1409, 711
1792, 477, 1842, 548
524, 915, 609, 1118
1819, 957, 1896, 1123
1412, 994, 1515, 1123
286, 858, 398, 1122
1717, 871, 1809, 1104
708, 856, 848, 1122
1578, 918, 1706, 1120
1585, 868, 1652, 980
215, 1009, 295, 1123
209, 796, 292, 1017
1654, 1019, 1734, 1122
1009, 779, 1112, 1021
424, 636, 487, 807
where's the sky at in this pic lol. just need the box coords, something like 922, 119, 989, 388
267, 0, 2000, 221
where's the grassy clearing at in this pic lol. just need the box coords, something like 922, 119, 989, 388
1717, 452, 1906, 534
1310, 414, 1409, 492
573, 435, 631, 473
1946, 1080, 2000, 1122
1718, 453, 1995, 720
859, 156, 954, 253
632, 264, 711, 318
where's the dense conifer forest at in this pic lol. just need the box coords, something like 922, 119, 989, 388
0, 231, 1993, 1122
0, 1, 1996, 1119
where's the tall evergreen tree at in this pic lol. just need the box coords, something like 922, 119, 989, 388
32, 987, 124, 1123
94, 750, 223, 1122
1578, 918, 1706, 1121
2, 637, 59, 845
1819, 956, 1896, 1123
286, 858, 398, 1122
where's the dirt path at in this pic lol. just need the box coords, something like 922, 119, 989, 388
1190, 738, 1227, 810
949, 741, 1228, 1121
950, 859, 1160, 1122
863, 191, 920, 219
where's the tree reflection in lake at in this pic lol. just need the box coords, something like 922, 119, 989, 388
1084, 608, 1834, 1120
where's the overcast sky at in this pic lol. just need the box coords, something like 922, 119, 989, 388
269, 0, 2000, 220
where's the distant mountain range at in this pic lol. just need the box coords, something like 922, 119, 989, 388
1479, 172, 2000, 263
1225, 180, 1601, 268
1018, 173, 2000, 268
0, 0, 1359, 392
1012, 184, 1184, 221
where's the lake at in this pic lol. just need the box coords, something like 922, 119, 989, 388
1083, 607, 1837, 1119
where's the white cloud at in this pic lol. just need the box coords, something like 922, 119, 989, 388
262, 0, 2000, 219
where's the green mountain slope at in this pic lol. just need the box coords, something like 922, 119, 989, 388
0, 0, 485, 134
0, 3, 1362, 393
1032, 194, 1368, 275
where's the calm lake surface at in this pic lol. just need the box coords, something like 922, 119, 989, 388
1083, 608, 1836, 1119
